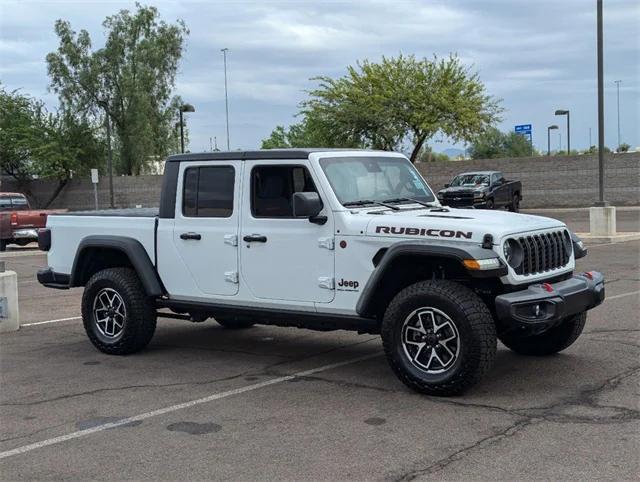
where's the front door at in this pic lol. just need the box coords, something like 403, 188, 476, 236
240, 161, 335, 303
171, 161, 241, 297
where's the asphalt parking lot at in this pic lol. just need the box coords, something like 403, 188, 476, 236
1, 209, 638, 480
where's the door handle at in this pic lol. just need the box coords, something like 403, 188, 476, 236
243, 234, 267, 243
180, 232, 202, 240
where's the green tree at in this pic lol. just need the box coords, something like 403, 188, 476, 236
261, 115, 361, 149
295, 54, 501, 162
46, 3, 188, 175
469, 128, 536, 159
416, 145, 450, 162
617, 143, 630, 153
0, 86, 104, 206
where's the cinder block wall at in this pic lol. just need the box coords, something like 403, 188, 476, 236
2, 152, 638, 210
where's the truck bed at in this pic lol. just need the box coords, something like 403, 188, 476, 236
46, 211, 158, 275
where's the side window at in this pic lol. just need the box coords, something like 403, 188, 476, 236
182, 166, 235, 218
0, 197, 11, 211
251, 165, 318, 218
492, 174, 501, 185
11, 196, 28, 209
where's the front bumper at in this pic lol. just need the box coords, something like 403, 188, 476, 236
495, 271, 605, 331
13, 228, 39, 240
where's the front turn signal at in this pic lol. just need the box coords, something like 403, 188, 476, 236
463, 258, 501, 271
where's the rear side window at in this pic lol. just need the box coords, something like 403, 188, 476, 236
0, 197, 11, 210
182, 166, 235, 217
11, 196, 28, 209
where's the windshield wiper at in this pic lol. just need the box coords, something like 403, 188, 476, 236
343, 200, 400, 211
382, 197, 437, 208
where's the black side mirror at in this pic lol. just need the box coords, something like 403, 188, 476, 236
293, 192, 324, 222
444, 183, 450, 188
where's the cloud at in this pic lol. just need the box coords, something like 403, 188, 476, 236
1, 0, 638, 152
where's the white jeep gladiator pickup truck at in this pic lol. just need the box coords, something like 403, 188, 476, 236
38, 149, 605, 395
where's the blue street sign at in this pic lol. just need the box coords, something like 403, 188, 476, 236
515, 124, 532, 143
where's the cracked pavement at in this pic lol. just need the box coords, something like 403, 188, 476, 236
0, 210, 638, 480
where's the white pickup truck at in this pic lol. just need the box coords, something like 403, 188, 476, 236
38, 149, 605, 395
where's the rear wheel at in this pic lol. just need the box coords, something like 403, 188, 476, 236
381, 280, 496, 396
509, 193, 520, 212
498, 312, 586, 356
81, 267, 157, 355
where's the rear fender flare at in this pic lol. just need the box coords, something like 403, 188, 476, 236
70, 235, 164, 297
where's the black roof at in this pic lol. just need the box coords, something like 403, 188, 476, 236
166, 148, 386, 163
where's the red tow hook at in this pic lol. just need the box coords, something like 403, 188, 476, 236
583, 271, 595, 280
542, 283, 554, 293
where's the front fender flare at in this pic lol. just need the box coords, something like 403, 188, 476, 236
355, 241, 505, 318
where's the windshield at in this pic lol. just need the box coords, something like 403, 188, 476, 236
450, 174, 489, 187
319, 156, 435, 206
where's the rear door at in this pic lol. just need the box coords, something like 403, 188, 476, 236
240, 161, 335, 303
170, 161, 241, 297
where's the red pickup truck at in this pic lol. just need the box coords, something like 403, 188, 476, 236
0, 193, 64, 251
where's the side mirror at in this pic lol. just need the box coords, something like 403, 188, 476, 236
293, 192, 323, 218
444, 183, 450, 188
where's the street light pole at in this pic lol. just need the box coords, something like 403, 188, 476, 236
555, 109, 570, 155
596, 0, 605, 205
547, 125, 558, 156
179, 110, 185, 153
179, 103, 195, 154
614, 80, 622, 150
221, 48, 230, 151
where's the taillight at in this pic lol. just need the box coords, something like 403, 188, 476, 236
10, 212, 18, 226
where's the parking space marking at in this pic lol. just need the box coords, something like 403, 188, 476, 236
0, 352, 380, 460
21, 317, 81, 327
606, 290, 639, 301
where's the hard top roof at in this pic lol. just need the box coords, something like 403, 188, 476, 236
167, 148, 390, 162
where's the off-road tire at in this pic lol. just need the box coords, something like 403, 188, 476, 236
498, 312, 586, 356
215, 318, 255, 329
82, 267, 157, 355
485, 198, 495, 210
381, 280, 496, 396
509, 194, 520, 212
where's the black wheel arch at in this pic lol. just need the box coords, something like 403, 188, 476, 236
356, 241, 506, 318
70, 235, 164, 297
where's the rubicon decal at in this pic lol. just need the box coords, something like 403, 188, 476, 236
375, 226, 472, 239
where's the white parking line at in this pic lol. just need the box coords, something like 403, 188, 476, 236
606, 290, 639, 301
21, 317, 81, 327
0, 352, 380, 460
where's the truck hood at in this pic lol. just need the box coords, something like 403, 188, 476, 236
438, 186, 487, 194
363, 207, 566, 244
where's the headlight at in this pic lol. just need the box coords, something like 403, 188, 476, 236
437, 193, 444, 199
503, 238, 523, 269
473, 191, 485, 199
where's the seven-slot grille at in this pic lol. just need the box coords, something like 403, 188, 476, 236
514, 230, 571, 275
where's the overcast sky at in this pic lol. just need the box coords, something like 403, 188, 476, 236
1, 0, 638, 155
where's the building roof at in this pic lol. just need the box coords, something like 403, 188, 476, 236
166, 148, 386, 163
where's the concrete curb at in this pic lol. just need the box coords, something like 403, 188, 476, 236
575, 232, 640, 244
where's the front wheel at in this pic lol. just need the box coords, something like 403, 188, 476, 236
81, 267, 157, 355
485, 198, 495, 209
498, 312, 586, 356
381, 281, 497, 396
